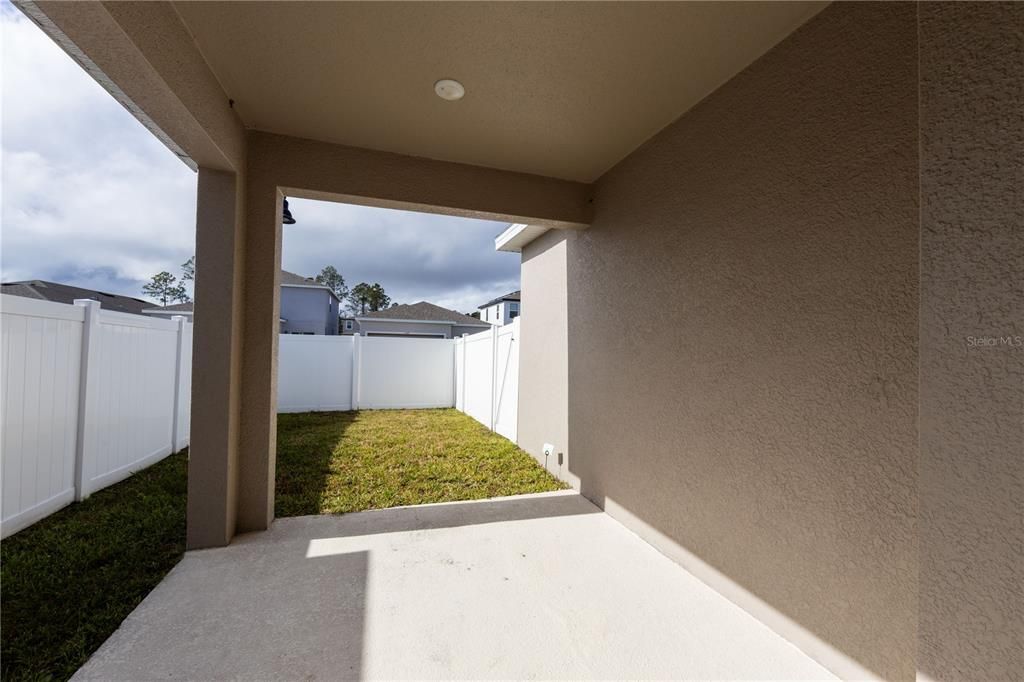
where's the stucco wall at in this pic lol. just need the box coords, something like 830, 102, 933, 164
567, 4, 919, 678
519, 229, 577, 487
919, 3, 1024, 680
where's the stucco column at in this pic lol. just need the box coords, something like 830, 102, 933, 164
187, 168, 246, 549
236, 156, 283, 533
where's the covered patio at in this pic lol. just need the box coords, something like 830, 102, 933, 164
72, 491, 834, 681
15, 1, 1021, 680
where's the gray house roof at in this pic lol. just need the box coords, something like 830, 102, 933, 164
143, 302, 195, 315
358, 301, 489, 327
280, 270, 340, 301
1, 280, 152, 314
478, 290, 520, 309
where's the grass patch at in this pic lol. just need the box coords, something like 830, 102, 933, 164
276, 408, 566, 517
1, 408, 563, 680
0, 451, 187, 682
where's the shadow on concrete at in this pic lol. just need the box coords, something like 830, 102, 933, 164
282, 489, 599, 542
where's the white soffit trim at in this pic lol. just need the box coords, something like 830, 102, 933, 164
494, 223, 551, 253
281, 282, 340, 302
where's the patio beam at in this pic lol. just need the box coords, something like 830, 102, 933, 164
22, 0, 245, 173
250, 131, 593, 230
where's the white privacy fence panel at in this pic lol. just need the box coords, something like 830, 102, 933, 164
454, 318, 520, 442
1, 297, 82, 538
492, 322, 519, 442
458, 331, 494, 427
277, 334, 454, 411
78, 309, 180, 498
277, 335, 355, 412
358, 336, 455, 409
0, 295, 192, 538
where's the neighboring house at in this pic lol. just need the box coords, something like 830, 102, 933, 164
142, 302, 194, 319
280, 270, 340, 335
478, 290, 520, 326
6, 273, 340, 334
1, 280, 152, 314
356, 301, 490, 338
339, 316, 357, 335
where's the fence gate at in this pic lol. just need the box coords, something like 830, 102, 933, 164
455, 318, 519, 442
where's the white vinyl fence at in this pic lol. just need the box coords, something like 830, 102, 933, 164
277, 319, 520, 441
455, 318, 519, 442
277, 334, 455, 412
1, 295, 192, 538
2, 297, 516, 538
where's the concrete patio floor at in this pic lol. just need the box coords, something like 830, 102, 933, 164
73, 490, 836, 680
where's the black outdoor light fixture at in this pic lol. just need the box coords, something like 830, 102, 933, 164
282, 198, 296, 225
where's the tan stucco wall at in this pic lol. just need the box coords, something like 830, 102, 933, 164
518, 229, 577, 488
236, 148, 283, 534
186, 168, 244, 548
251, 131, 592, 230
919, 3, 1024, 680
567, 4, 919, 678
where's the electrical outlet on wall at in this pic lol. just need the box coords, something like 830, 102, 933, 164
543, 443, 555, 458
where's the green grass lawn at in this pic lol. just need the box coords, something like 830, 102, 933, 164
0, 451, 187, 682
1, 408, 563, 681
276, 409, 565, 516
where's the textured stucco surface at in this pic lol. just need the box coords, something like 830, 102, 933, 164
29, 0, 246, 171
253, 131, 592, 230
568, 4, 919, 678
919, 3, 1024, 680
237, 151, 282, 534
518, 229, 578, 487
171, 2, 825, 182
186, 168, 244, 549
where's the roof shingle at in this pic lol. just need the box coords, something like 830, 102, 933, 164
359, 301, 488, 326
1, 280, 153, 315
478, 290, 520, 309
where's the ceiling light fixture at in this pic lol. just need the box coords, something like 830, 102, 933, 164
434, 79, 465, 101
282, 198, 296, 225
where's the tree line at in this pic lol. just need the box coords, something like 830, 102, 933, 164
143, 259, 393, 317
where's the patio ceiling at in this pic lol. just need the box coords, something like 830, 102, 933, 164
170, 1, 827, 183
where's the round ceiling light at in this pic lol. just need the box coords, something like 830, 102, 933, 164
434, 79, 465, 101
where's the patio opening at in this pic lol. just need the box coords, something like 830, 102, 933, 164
271, 196, 559, 517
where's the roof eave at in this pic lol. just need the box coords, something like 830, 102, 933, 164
494, 223, 551, 253
355, 316, 489, 327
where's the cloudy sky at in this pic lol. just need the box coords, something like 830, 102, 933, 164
0, 3, 518, 314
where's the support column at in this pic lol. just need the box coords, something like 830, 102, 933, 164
236, 167, 283, 533
186, 168, 245, 549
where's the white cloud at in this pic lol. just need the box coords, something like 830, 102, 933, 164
283, 199, 520, 314
0, 3, 519, 312
1, 4, 197, 295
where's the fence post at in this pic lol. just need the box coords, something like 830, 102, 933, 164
451, 338, 458, 409
351, 333, 361, 410
170, 315, 188, 454
489, 324, 499, 431
460, 334, 469, 411
72, 299, 101, 501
